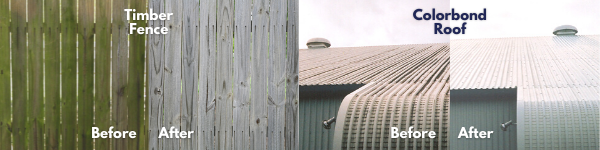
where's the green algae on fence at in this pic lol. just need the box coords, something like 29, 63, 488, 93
96, 0, 112, 149
11, 0, 27, 149
28, 0, 44, 149
0, 0, 10, 148
61, 0, 78, 149
129, 0, 147, 149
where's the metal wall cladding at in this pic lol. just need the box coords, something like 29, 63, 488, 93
449, 89, 518, 150
451, 35, 600, 150
300, 43, 449, 86
300, 96, 345, 150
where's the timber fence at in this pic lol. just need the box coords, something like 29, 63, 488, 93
0, 0, 299, 149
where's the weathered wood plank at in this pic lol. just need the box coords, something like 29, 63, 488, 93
111, 0, 129, 149
10, 0, 27, 149
44, 0, 61, 148
251, 0, 269, 149
27, 0, 44, 148
0, 0, 10, 149
96, 0, 112, 149
285, 0, 300, 149
268, 0, 287, 149
128, 0, 147, 149
233, 0, 251, 149
217, 0, 234, 149
77, 0, 95, 149
164, 0, 182, 149
182, 0, 200, 149
148, 0, 165, 149
199, 0, 216, 148
61, 0, 77, 148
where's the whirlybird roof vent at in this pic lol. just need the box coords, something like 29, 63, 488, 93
553, 25, 577, 35
307, 38, 331, 49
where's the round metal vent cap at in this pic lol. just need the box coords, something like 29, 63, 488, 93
307, 38, 331, 48
553, 25, 578, 35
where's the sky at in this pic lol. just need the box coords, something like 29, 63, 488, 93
300, 0, 600, 49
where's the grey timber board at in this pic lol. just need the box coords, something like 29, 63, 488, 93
148, 0, 165, 149
251, 0, 269, 149
286, 0, 300, 149
216, 0, 234, 149
165, 0, 182, 149
268, 0, 287, 149
182, 0, 200, 149
199, 0, 217, 148
233, 0, 251, 149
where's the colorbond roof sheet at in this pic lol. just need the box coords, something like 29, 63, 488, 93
451, 35, 599, 150
451, 35, 599, 89
316, 44, 451, 149
300, 43, 449, 86
333, 80, 449, 149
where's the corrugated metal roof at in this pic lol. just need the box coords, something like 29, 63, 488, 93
326, 42, 450, 149
451, 35, 599, 150
300, 43, 449, 86
333, 81, 449, 149
451, 35, 599, 89
301, 35, 598, 150
301, 43, 450, 150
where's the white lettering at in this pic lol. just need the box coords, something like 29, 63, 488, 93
391, 127, 399, 138
390, 126, 436, 139
458, 126, 492, 138
91, 126, 137, 139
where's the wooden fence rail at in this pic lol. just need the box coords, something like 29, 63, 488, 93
0, 0, 299, 149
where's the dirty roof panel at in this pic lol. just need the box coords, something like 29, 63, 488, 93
300, 43, 449, 86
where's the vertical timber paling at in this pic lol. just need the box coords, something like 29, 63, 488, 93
251, 0, 269, 149
61, 0, 78, 148
112, 0, 129, 149
0, 0, 10, 147
233, 0, 251, 149
78, 0, 95, 148
286, 0, 300, 149
216, 0, 234, 149
268, 0, 287, 149
10, 0, 27, 149
128, 0, 147, 149
199, 0, 217, 148
44, 0, 61, 148
182, 0, 200, 149
148, 0, 165, 149
27, 0, 44, 148
164, 0, 182, 149
96, 0, 112, 149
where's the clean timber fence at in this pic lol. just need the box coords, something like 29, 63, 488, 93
0, 0, 299, 149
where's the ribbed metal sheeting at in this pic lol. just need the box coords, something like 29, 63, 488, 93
451, 35, 599, 89
451, 35, 599, 150
300, 96, 345, 150
300, 43, 449, 86
517, 87, 599, 150
332, 48, 449, 150
449, 89, 518, 150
